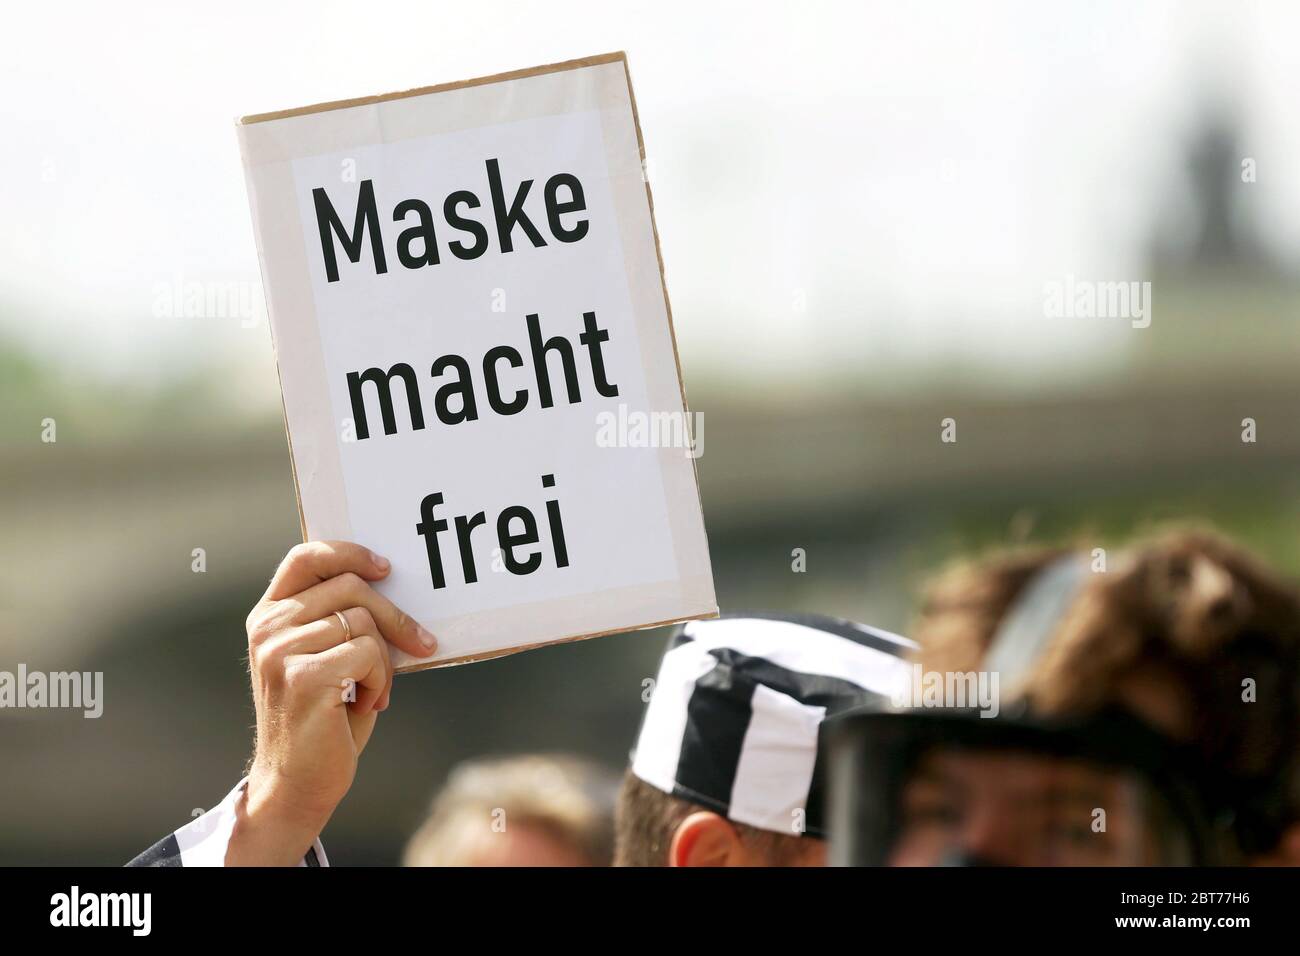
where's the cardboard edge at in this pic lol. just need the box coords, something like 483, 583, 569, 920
617, 56, 716, 574
238, 51, 628, 126
279, 365, 310, 542
393, 608, 719, 673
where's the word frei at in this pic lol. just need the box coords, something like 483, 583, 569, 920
1043, 275, 1152, 329
50, 886, 151, 936
416, 473, 569, 590
890, 664, 1000, 718
0, 665, 102, 718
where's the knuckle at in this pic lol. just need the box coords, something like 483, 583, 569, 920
360, 633, 386, 663
337, 571, 365, 594
247, 601, 292, 645
287, 540, 326, 567
390, 608, 409, 634
321, 539, 354, 555
284, 542, 313, 565
246, 605, 273, 644
389, 605, 415, 637
352, 607, 378, 636
250, 639, 288, 680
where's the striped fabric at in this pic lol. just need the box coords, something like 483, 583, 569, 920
126, 778, 327, 867
631, 612, 915, 837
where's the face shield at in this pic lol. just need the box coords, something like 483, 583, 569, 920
823, 708, 1229, 866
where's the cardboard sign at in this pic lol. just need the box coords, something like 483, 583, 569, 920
237, 53, 717, 670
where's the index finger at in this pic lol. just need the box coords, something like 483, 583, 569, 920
291, 572, 437, 660
265, 540, 390, 602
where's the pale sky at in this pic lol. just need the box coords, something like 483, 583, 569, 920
3, 0, 1297, 400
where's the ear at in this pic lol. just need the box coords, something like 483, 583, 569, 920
668, 811, 748, 867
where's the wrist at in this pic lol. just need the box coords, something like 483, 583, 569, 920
227, 769, 333, 866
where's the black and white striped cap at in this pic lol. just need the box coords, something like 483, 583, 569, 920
630, 612, 916, 838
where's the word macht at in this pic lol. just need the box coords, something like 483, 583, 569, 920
346, 310, 617, 441
50, 886, 151, 936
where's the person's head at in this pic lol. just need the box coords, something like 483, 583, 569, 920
827, 528, 1300, 866
403, 754, 619, 867
614, 612, 916, 866
615, 771, 827, 866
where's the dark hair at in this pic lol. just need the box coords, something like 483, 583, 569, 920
612, 769, 809, 866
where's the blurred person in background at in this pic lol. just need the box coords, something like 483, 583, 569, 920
127, 543, 913, 866
825, 528, 1300, 866
402, 754, 618, 867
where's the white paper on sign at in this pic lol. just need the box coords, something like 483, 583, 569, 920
237, 54, 717, 670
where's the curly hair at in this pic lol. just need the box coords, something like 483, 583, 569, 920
913, 527, 1300, 847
